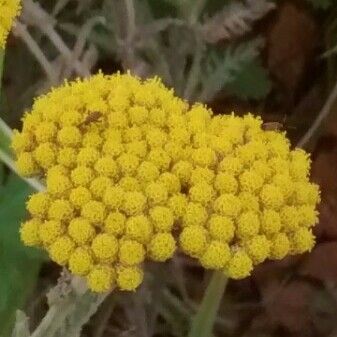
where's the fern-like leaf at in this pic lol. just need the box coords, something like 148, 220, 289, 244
226, 58, 271, 100
197, 38, 264, 102
202, 0, 275, 44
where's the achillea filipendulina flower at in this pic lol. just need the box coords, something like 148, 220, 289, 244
15, 73, 320, 293
0, 0, 21, 49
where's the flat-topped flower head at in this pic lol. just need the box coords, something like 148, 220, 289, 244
0, 0, 21, 48
15, 73, 320, 293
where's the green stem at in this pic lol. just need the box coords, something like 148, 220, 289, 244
183, 38, 203, 101
0, 49, 44, 191
0, 49, 4, 95
188, 271, 228, 337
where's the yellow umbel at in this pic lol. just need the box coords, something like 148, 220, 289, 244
15, 73, 320, 292
0, 0, 21, 49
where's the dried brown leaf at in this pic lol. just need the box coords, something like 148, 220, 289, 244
260, 279, 314, 332
300, 242, 337, 282
267, 2, 318, 100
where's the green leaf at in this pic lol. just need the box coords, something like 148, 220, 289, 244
306, 0, 332, 10
197, 38, 264, 102
226, 58, 272, 100
0, 49, 4, 95
0, 174, 45, 337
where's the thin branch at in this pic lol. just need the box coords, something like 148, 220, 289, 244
43, 24, 91, 77
125, 0, 136, 40
121, 0, 137, 71
0, 49, 4, 95
0, 118, 13, 140
201, 0, 275, 44
188, 0, 207, 24
52, 0, 71, 16
183, 38, 204, 100
62, 16, 105, 78
297, 79, 337, 148
12, 22, 58, 83
22, 0, 91, 77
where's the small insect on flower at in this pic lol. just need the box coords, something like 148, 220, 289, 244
79, 111, 103, 128
261, 121, 284, 132
262, 116, 296, 132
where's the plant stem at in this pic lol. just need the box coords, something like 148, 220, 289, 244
0, 51, 44, 191
183, 38, 203, 101
297, 78, 337, 148
188, 271, 228, 337
187, 0, 207, 24
12, 22, 58, 84
0, 49, 4, 95
12, 274, 110, 337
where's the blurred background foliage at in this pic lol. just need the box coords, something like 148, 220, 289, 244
2, 0, 337, 336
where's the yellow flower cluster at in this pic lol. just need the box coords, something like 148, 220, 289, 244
14, 73, 320, 293
0, 0, 21, 49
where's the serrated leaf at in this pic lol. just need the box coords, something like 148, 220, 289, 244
197, 38, 264, 102
306, 0, 332, 10
0, 174, 45, 337
226, 58, 271, 100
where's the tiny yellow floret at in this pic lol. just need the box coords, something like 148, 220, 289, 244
49, 235, 75, 265
236, 211, 260, 240
119, 240, 145, 265
148, 233, 176, 261
269, 233, 290, 260
226, 250, 253, 279
91, 233, 118, 262
39, 220, 64, 246
149, 206, 174, 232
182, 202, 208, 227
81, 200, 106, 224
122, 191, 146, 216
87, 265, 116, 292
103, 186, 124, 209
26, 192, 50, 218
16, 152, 38, 176
69, 247, 94, 276
125, 215, 153, 244
20, 218, 41, 246
179, 226, 207, 257
246, 235, 271, 264
105, 212, 126, 236
200, 241, 230, 269
214, 194, 242, 218
145, 182, 168, 205
48, 199, 74, 222
290, 228, 315, 254
168, 194, 187, 218
208, 216, 234, 243
116, 266, 143, 291
68, 217, 95, 245
69, 187, 92, 208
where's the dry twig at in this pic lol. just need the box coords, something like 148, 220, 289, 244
202, 0, 275, 44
